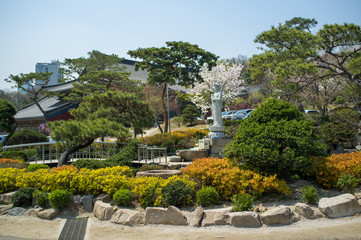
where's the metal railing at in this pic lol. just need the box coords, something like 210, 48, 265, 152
137, 144, 167, 164
2, 141, 124, 164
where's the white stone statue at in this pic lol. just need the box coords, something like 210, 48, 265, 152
208, 82, 226, 138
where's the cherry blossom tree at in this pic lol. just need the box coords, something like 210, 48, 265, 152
188, 63, 244, 116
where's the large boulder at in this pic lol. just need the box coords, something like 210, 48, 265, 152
136, 170, 181, 179
93, 201, 114, 220
144, 206, 187, 225
201, 208, 232, 227
80, 195, 94, 212
111, 209, 144, 226
260, 206, 293, 225
176, 150, 209, 162
318, 194, 361, 218
186, 206, 204, 227
0, 192, 15, 204
37, 208, 59, 220
8, 207, 27, 216
24, 207, 43, 217
294, 203, 314, 219
0, 204, 12, 215
227, 211, 262, 228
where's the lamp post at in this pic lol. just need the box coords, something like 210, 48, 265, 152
167, 82, 172, 152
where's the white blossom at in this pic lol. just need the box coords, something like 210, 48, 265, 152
188, 63, 244, 114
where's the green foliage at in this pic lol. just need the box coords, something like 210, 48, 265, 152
1, 151, 28, 162
11, 187, 36, 207
48, 189, 72, 209
336, 174, 358, 194
301, 186, 318, 204
33, 190, 49, 208
249, 17, 361, 102
107, 139, 140, 166
72, 159, 117, 170
113, 188, 133, 206
172, 116, 183, 127
224, 98, 326, 179
7, 129, 48, 146
196, 186, 220, 207
318, 108, 360, 152
0, 99, 16, 145
161, 180, 192, 207
0, 158, 27, 169
181, 105, 199, 126
224, 120, 242, 138
231, 193, 253, 212
27, 164, 50, 172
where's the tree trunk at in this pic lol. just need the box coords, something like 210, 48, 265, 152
57, 139, 94, 167
155, 119, 163, 133
161, 81, 168, 133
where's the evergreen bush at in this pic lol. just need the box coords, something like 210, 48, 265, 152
48, 189, 72, 209
107, 139, 140, 166
181, 104, 199, 126
27, 164, 49, 172
33, 190, 49, 208
7, 129, 48, 145
11, 187, 36, 207
231, 193, 253, 212
72, 159, 117, 170
224, 98, 326, 179
196, 186, 220, 207
336, 174, 358, 194
301, 186, 318, 204
161, 180, 192, 207
1, 151, 28, 162
113, 188, 133, 206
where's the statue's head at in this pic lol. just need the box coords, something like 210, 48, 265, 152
213, 82, 221, 91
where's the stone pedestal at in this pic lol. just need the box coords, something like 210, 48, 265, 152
208, 126, 226, 139
209, 138, 231, 157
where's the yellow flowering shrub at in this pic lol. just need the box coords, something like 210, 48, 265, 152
310, 152, 361, 188
0, 168, 25, 193
131, 175, 197, 208
182, 158, 291, 199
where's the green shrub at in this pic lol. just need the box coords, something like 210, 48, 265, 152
27, 164, 49, 172
318, 108, 360, 152
181, 104, 199, 126
11, 187, 36, 207
224, 98, 326, 179
0, 158, 27, 169
72, 159, 117, 170
107, 139, 140, 166
196, 186, 220, 207
336, 174, 358, 194
33, 190, 49, 208
161, 180, 192, 207
231, 193, 253, 212
2, 151, 28, 162
7, 129, 48, 145
48, 189, 72, 209
113, 189, 133, 206
301, 186, 318, 205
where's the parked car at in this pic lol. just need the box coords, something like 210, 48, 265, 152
304, 110, 320, 114
230, 109, 253, 120
0, 135, 8, 143
242, 110, 253, 119
222, 111, 237, 120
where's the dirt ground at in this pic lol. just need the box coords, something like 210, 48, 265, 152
1, 214, 361, 240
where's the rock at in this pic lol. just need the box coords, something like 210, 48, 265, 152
168, 156, 182, 162
81, 195, 94, 212
73, 195, 82, 207
24, 207, 43, 217
295, 203, 314, 219
8, 207, 27, 216
260, 206, 293, 225
0, 204, 13, 215
176, 149, 209, 161
201, 208, 232, 227
94, 193, 112, 204
318, 194, 361, 218
312, 207, 324, 219
37, 208, 59, 220
292, 212, 301, 223
93, 201, 114, 220
0, 192, 15, 204
144, 206, 187, 225
111, 209, 144, 226
187, 206, 204, 227
354, 192, 361, 200
136, 170, 181, 179
227, 211, 262, 228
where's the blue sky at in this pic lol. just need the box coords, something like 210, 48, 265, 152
1, 0, 360, 90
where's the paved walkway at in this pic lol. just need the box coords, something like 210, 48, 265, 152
1, 215, 361, 240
